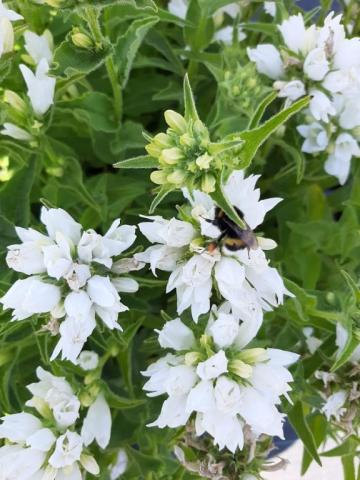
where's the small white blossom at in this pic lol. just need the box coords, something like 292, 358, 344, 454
309, 90, 336, 122
297, 123, 328, 153
303, 47, 329, 81
247, 44, 284, 80
274, 80, 306, 102
76, 350, 99, 370
322, 391, 347, 421
20, 59, 56, 116
324, 133, 360, 185
0, 122, 32, 141
24, 30, 53, 64
81, 394, 111, 449
157, 317, 196, 351
110, 449, 128, 479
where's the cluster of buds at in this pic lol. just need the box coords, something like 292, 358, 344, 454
146, 109, 220, 194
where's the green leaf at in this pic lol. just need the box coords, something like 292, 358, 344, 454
184, 0, 214, 51
288, 401, 322, 467
321, 437, 359, 458
248, 91, 277, 129
115, 16, 159, 88
100, 381, 145, 409
273, 138, 306, 184
341, 270, 360, 303
183, 74, 200, 122
240, 22, 278, 37
342, 456, 356, 480
114, 155, 158, 169
53, 40, 109, 77
210, 172, 246, 229
238, 96, 309, 168
331, 334, 359, 372
149, 184, 175, 213
301, 414, 327, 474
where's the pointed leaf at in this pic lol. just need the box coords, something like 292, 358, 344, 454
114, 155, 158, 169
149, 184, 175, 213
288, 401, 322, 467
238, 96, 309, 168
183, 74, 200, 122
248, 91, 277, 129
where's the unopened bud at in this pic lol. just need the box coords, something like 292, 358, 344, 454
196, 153, 212, 170
4, 90, 26, 113
154, 132, 173, 148
201, 173, 216, 193
164, 110, 187, 134
80, 454, 100, 475
0, 18, 14, 54
72, 32, 93, 49
229, 359, 253, 379
150, 170, 167, 185
185, 351, 202, 366
146, 142, 162, 158
180, 132, 195, 147
160, 147, 184, 165
238, 348, 268, 364
167, 169, 187, 185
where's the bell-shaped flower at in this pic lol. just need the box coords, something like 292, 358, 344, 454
0, 276, 61, 320
0, 413, 43, 444
247, 44, 284, 80
0, 17, 13, 56
196, 351, 228, 381
19, 59, 56, 116
40, 207, 82, 245
157, 318, 196, 351
324, 133, 360, 185
6, 227, 52, 275
278, 13, 316, 55
24, 30, 53, 64
0, 445, 45, 480
297, 122, 329, 153
322, 391, 347, 421
81, 394, 111, 449
274, 80, 306, 102
76, 350, 99, 371
207, 311, 240, 349
48, 430, 83, 469
0, 122, 32, 141
309, 90, 336, 123
303, 47, 329, 81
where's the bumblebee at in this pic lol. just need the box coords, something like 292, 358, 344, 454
207, 207, 258, 252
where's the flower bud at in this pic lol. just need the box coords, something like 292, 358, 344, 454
201, 173, 216, 193
80, 454, 100, 475
167, 169, 187, 185
4, 90, 26, 113
184, 351, 202, 366
150, 170, 167, 185
0, 18, 14, 55
154, 132, 173, 148
229, 359, 253, 379
160, 147, 184, 165
192, 120, 209, 142
180, 132, 196, 147
196, 153, 212, 170
164, 110, 187, 134
146, 142, 162, 158
237, 348, 268, 364
71, 32, 93, 49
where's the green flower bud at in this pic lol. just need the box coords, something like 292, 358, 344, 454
237, 348, 268, 364
146, 142, 162, 158
180, 132, 196, 148
167, 169, 187, 185
164, 110, 187, 134
201, 173, 216, 193
185, 351, 202, 366
192, 120, 209, 142
4, 90, 26, 113
160, 147, 184, 165
229, 359, 253, 379
72, 32, 93, 49
154, 132, 173, 149
150, 170, 167, 185
196, 153, 212, 170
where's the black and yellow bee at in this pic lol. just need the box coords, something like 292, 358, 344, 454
207, 207, 258, 252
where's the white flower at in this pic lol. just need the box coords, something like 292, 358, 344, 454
42, 232, 74, 280
303, 47, 329, 81
110, 449, 128, 479
278, 13, 316, 55
20, 59, 55, 116
303, 327, 322, 354
264, 1, 276, 17
274, 80, 306, 102
324, 133, 360, 185
157, 318, 196, 351
48, 430, 83, 468
0, 17, 13, 56
0, 0, 23, 21
103, 219, 136, 257
214, 376, 242, 415
24, 30, 53, 64
196, 411, 244, 453
333, 38, 360, 70
87, 275, 127, 329
76, 350, 99, 370
196, 351, 228, 380
214, 25, 246, 44
336, 323, 360, 363
40, 207, 82, 245
322, 391, 347, 421
0, 413, 43, 444
317, 12, 345, 55
81, 394, 111, 449
309, 90, 335, 122
6, 227, 51, 275
0, 122, 32, 141
247, 44, 284, 80
207, 312, 240, 349
0, 276, 61, 320
166, 365, 197, 396
339, 98, 360, 130
168, 0, 187, 19
297, 122, 328, 153
142, 354, 184, 397
0, 445, 45, 480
